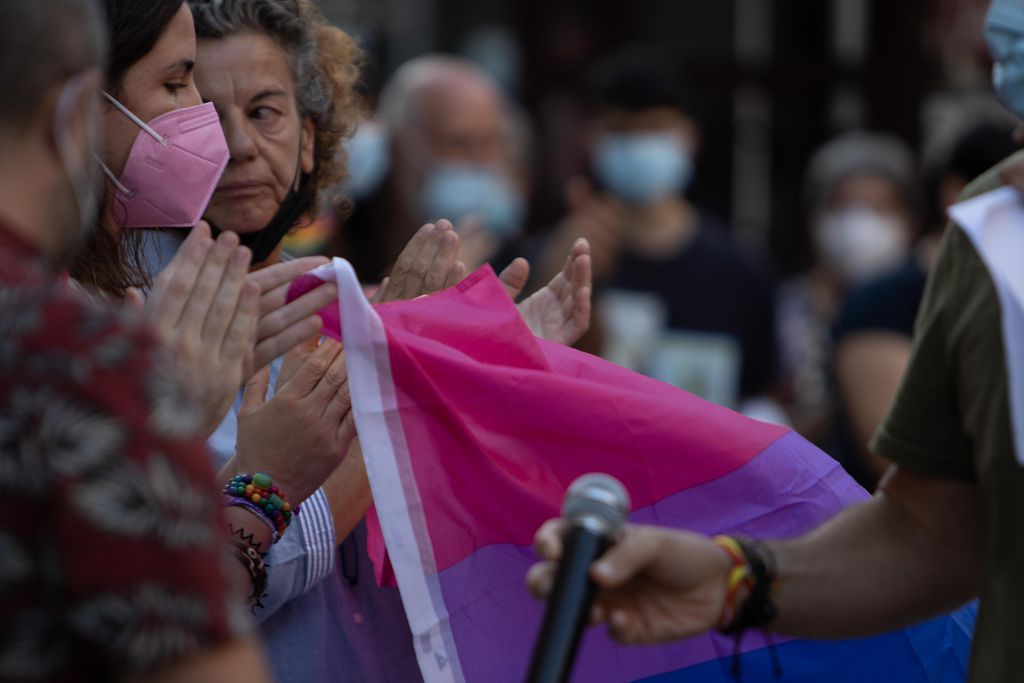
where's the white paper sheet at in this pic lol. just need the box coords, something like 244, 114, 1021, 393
948, 187, 1024, 466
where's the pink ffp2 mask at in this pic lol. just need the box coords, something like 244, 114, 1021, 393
100, 91, 229, 228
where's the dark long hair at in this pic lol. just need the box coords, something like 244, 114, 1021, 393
69, 0, 184, 297
105, 0, 185, 92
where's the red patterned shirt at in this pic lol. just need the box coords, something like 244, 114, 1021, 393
0, 223, 247, 681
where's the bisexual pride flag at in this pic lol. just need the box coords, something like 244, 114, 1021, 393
289, 260, 975, 683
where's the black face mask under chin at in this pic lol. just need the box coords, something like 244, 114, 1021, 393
210, 173, 312, 263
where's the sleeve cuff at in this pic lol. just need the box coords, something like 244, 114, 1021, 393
871, 426, 977, 482
296, 487, 336, 591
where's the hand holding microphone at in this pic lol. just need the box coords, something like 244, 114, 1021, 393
527, 482, 735, 657
525, 474, 631, 683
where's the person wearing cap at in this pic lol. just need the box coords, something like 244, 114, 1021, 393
777, 131, 918, 443
832, 123, 1017, 488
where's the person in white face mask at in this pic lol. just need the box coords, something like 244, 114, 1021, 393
521, 8, 1024, 679
805, 134, 917, 288
832, 123, 1017, 490
536, 49, 781, 416
777, 131, 917, 444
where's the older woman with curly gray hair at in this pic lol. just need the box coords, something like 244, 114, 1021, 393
189, 0, 361, 264
154, 2, 380, 677
175, 3, 593, 681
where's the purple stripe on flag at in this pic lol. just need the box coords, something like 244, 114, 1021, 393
436, 431, 868, 682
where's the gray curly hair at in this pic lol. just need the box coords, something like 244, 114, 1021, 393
189, 0, 363, 216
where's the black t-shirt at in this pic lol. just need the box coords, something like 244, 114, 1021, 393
834, 257, 928, 343
608, 215, 779, 399
829, 257, 928, 489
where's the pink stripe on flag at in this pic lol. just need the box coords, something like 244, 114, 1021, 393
373, 267, 787, 570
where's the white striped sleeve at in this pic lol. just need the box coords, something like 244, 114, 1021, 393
253, 491, 338, 621
297, 487, 336, 591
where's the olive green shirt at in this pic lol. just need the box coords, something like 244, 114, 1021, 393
872, 163, 1022, 683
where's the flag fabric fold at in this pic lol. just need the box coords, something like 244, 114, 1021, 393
288, 259, 975, 683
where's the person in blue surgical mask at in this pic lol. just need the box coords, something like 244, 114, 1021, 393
987, 0, 1024, 123
985, 0, 1024, 190
342, 117, 391, 202
330, 54, 528, 280
538, 49, 781, 416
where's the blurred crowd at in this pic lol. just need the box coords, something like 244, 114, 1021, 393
296, 9, 1018, 491
1, 0, 1021, 680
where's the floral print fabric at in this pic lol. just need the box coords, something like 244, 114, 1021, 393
0, 225, 246, 681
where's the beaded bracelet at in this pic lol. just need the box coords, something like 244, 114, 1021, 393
223, 473, 300, 541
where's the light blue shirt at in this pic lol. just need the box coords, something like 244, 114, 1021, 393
141, 230, 421, 681
206, 361, 338, 617
139, 230, 338, 616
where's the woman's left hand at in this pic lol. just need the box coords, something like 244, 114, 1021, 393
247, 256, 339, 372
501, 238, 592, 347
371, 219, 464, 303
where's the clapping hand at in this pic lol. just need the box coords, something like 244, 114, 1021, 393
231, 335, 356, 503
500, 238, 592, 346
136, 223, 258, 438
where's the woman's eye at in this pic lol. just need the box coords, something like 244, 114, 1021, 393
164, 82, 187, 94
250, 107, 280, 122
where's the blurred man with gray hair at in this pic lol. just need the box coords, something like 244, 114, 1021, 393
340, 55, 528, 279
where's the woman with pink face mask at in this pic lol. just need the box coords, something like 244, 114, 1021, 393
179, 3, 594, 680
60, 2, 357, 676
69, 0, 339, 441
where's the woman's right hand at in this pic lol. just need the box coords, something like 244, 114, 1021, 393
141, 222, 259, 439
230, 335, 356, 503
371, 219, 464, 303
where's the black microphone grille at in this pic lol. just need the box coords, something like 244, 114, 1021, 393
562, 473, 631, 536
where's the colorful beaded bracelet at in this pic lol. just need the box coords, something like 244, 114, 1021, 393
224, 495, 279, 544
223, 473, 300, 540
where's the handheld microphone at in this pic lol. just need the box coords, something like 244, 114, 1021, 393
526, 474, 631, 683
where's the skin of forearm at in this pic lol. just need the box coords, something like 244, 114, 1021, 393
766, 467, 984, 638
215, 455, 247, 492
222, 505, 274, 594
